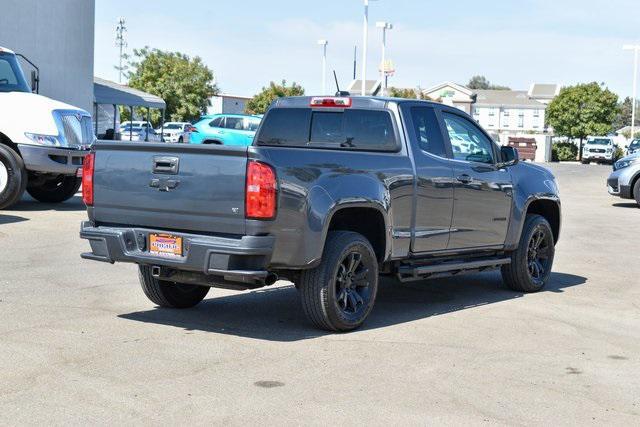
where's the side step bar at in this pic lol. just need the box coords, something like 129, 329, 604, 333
397, 257, 511, 282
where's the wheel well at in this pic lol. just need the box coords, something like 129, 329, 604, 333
328, 207, 386, 262
526, 199, 560, 244
0, 132, 21, 157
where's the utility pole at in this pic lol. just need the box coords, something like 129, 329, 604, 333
115, 17, 127, 83
623, 44, 640, 139
361, 0, 369, 96
376, 21, 393, 96
318, 40, 328, 95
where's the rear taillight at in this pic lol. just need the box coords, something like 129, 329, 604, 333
245, 161, 276, 219
82, 152, 94, 206
187, 125, 198, 133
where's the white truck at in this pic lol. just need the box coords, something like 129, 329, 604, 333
0, 46, 93, 209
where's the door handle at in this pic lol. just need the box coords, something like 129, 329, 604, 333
456, 174, 472, 184
152, 156, 179, 174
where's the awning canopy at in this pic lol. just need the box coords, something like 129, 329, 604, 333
93, 77, 166, 109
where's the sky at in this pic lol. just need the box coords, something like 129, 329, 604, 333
95, 0, 640, 98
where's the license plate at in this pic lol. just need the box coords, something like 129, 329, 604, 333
149, 233, 183, 257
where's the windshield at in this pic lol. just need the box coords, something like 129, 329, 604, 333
588, 138, 612, 145
164, 123, 183, 130
0, 52, 31, 93
122, 125, 143, 132
630, 140, 640, 149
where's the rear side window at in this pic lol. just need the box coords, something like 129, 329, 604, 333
209, 117, 223, 127
224, 117, 244, 130
257, 108, 397, 151
256, 108, 311, 146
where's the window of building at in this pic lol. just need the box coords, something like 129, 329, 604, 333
518, 110, 525, 128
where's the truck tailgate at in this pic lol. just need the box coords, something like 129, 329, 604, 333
91, 142, 247, 235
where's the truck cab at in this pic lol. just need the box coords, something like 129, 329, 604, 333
0, 46, 93, 209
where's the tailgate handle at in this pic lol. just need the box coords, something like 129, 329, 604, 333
152, 156, 179, 174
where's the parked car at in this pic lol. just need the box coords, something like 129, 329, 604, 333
79, 96, 561, 332
189, 114, 261, 145
119, 121, 153, 133
581, 136, 616, 164
120, 124, 161, 142
156, 121, 191, 143
0, 46, 93, 209
607, 152, 640, 207
626, 138, 640, 156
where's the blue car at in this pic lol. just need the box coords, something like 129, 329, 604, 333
189, 114, 262, 145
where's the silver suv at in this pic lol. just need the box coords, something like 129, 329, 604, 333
607, 153, 640, 207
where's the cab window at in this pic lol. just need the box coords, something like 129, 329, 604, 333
442, 112, 495, 164
409, 107, 447, 157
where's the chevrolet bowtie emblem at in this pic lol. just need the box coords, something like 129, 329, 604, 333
149, 178, 180, 192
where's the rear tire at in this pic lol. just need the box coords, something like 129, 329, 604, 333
27, 175, 81, 203
299, 231, 379, 332
0, 144, 27, 210
633, 178, 640, 208
501, 214, 555, 292
138, 266, 209, 308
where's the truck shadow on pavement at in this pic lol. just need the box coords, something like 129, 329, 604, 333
10, 194, 86, 212
0, 214, 29, 225
119, 271, 587, 342
611, 202, 639, 209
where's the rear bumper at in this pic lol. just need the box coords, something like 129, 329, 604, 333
18, 144, 89, 175
79, 222, 274, 283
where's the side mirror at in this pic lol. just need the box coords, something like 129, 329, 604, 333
30, 70, 39, 94
498, 146, 519, 168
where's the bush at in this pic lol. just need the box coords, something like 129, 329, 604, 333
614, 146, 624, 161
552, 142, 578, 161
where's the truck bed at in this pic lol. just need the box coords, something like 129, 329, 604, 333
89, 142, 248, 236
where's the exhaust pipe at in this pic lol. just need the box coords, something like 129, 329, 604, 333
265, 273, 278, 286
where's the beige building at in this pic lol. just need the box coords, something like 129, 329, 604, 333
0, 0, 95, 112
421, 82, 560, 136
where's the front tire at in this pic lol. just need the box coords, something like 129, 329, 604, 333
501, 214, 555, 292
138, 266, 209, 308
299, 231, 379, 332
27, 175, 81, 203
0, 144, 27, 210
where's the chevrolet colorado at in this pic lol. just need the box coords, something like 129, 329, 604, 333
80, 96, 561, 331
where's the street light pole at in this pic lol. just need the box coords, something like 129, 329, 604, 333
318, 40, 328, 95
623, 44, 640, 140
376, 21, 392, 96
361, 0, 369, 96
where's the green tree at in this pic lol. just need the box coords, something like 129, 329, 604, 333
546, 82, 619, 160
612, 96, 639, 130
123, 47, 217, 125
245, 80, 304, 115
467, 75, 510, 90
388, 87, 427, 99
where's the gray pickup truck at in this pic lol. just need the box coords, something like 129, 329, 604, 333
80, 96, 561, 331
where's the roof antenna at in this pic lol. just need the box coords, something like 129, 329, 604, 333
334, 70, 350, 97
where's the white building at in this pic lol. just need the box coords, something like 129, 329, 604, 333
207, 94, 252, 115
422, 82, 560, 137
0, 0, 95, 113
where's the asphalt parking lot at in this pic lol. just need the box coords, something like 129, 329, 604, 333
0, 163, 638, 425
